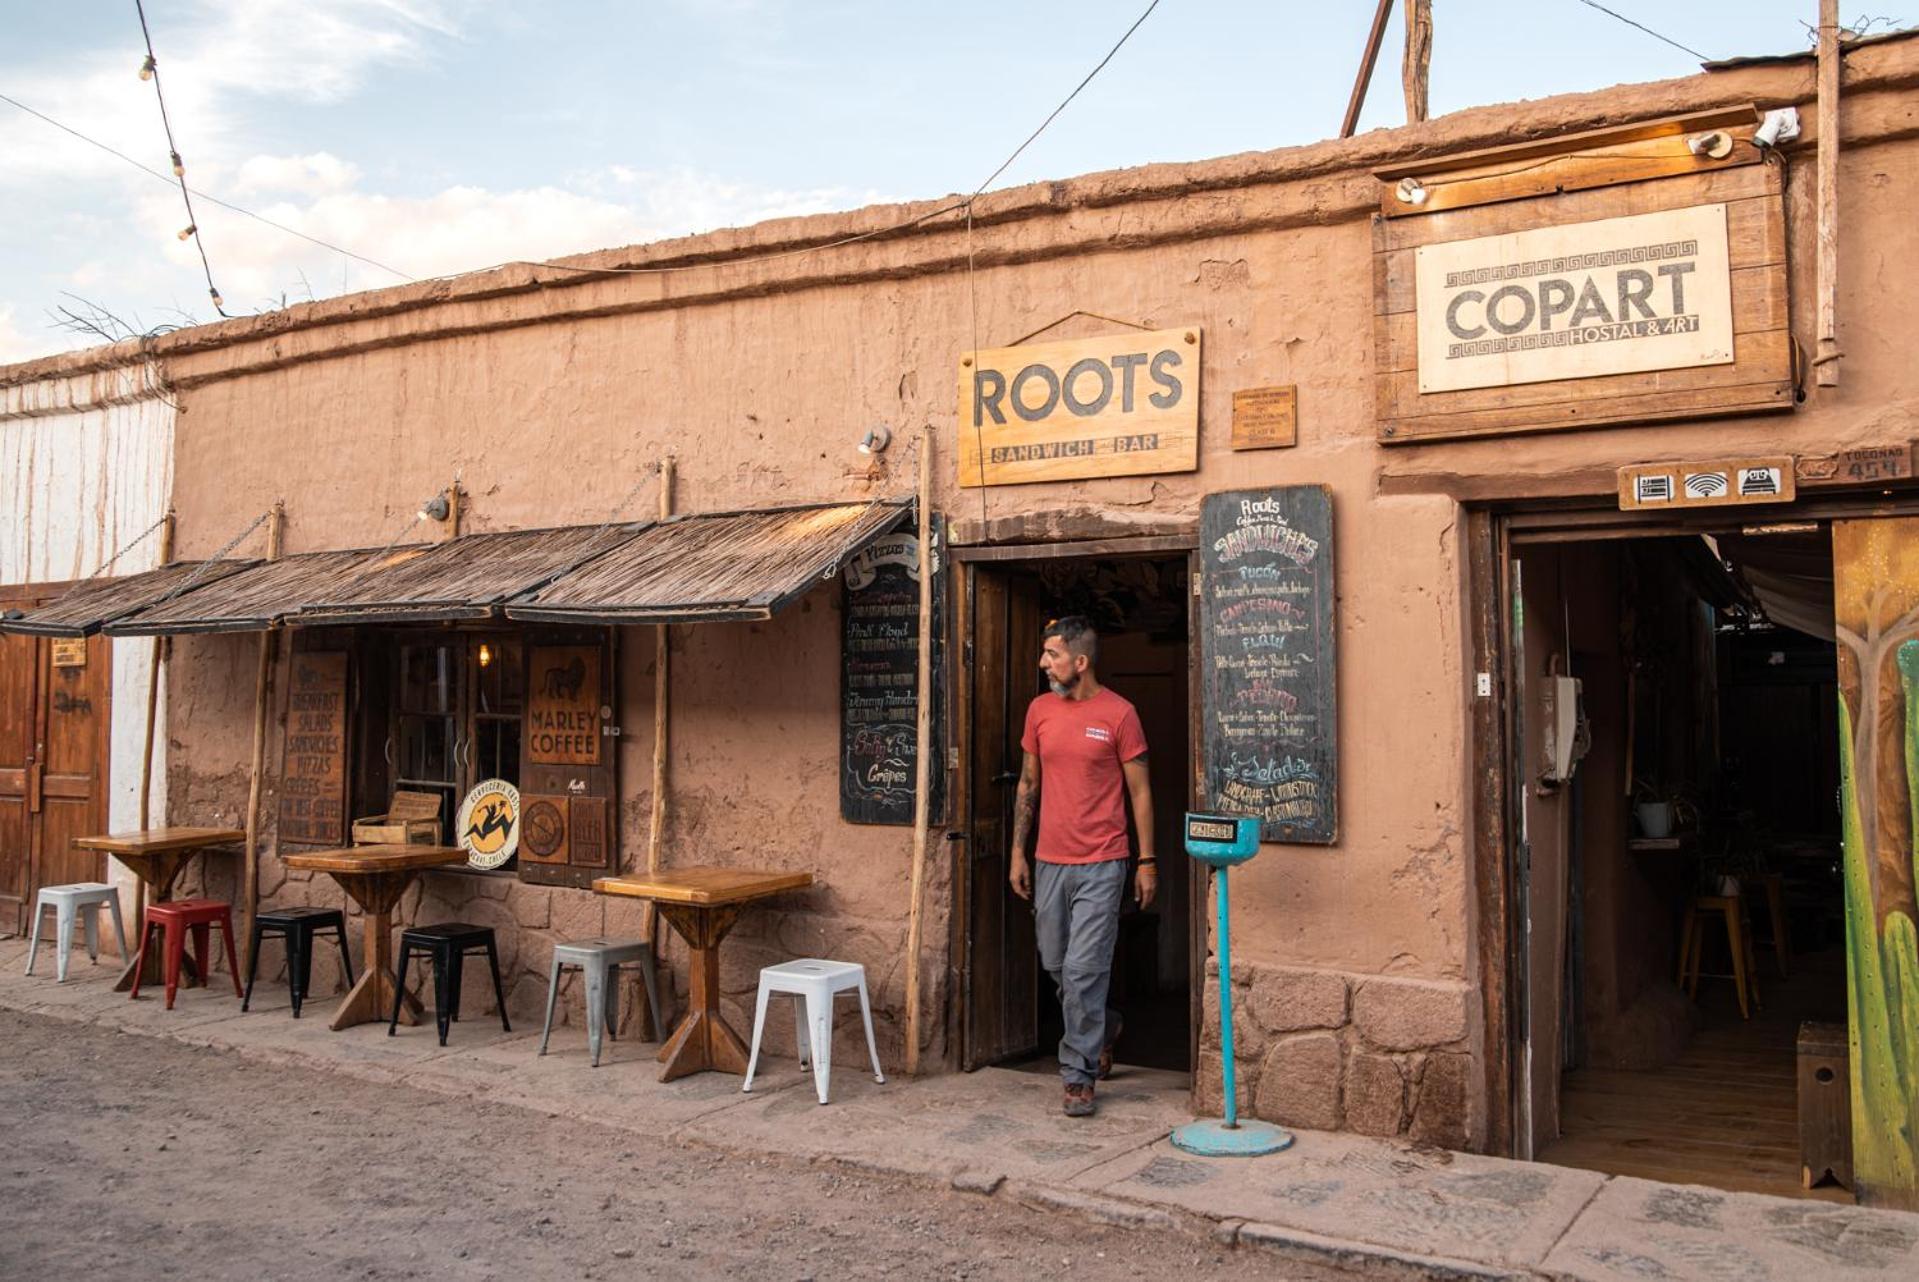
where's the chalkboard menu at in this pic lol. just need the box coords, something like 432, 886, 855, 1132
278, 649, 350, 845
1199, 486, 1337, 843
841, 522, 946, 826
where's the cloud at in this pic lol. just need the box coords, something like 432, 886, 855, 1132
233, 153, 362, 198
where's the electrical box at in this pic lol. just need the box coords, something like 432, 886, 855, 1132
1539, 674, 1590, 785
1185, 812, 1260, 867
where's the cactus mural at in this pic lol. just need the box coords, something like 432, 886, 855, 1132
1831, 518, 1919, 1211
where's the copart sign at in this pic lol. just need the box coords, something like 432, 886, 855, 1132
1414, 204, 1733, 394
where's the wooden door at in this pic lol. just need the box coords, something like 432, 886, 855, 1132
962, 566, 1044, 1068
0, 622, 109, 934
1831, 518, 1919, 1211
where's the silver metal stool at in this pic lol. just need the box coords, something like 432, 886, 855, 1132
25, 883, 128, 983
538, 937, 666, 1067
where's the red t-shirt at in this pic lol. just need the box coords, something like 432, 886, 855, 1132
1020, 686, 1148, 864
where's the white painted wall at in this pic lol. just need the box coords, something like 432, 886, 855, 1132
2, 360, 176, 906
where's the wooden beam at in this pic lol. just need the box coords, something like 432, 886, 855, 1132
641, 455, 674, 1037
240, 501, 285, 973
134, 508, 176, 935
1816, 0, 1843, 386
1341, 0, 1396, 139
1402, 0, 1432, 125
904, 428, 935, 1076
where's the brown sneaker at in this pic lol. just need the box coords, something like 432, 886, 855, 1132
1063, 1082, 1097, 1117
1097, 1014, 1125, 1081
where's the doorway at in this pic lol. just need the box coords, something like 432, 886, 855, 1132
959, 549, 1195, 1075
1503, 523, 1857, 1200
0, 598, 111, 934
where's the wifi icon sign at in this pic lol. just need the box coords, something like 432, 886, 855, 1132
1683, 472, 1729, 499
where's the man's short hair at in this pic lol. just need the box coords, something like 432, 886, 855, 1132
1044, 614, 1099, 665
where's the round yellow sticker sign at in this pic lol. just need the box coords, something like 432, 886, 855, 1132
457, 779, 521, 870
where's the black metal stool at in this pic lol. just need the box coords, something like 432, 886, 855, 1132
388, 923, 511, 1046
243, 906, 353, 1018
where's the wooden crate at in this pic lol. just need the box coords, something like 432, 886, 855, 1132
352, 789, 442, 846
1797, 1020, 1852, 1190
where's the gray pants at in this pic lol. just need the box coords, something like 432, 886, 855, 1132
1035, 859, 1127, 1087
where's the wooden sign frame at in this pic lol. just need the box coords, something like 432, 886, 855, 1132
1618, 455, 1796, 510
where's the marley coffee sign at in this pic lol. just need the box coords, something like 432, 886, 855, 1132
1415, 204, 1733, 394
527, 645, 600, 766
958, 326, 1200, 487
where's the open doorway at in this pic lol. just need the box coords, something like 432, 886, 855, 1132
961, 550, 1194, 1076
1509, 525, 1852, 1200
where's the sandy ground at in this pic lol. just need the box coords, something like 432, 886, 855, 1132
0, 1009, 1329, 1281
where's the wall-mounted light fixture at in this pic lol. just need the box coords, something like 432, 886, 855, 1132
1394, 177, 1429, 206
857, 425, 892, 455
418, 493, 451, 522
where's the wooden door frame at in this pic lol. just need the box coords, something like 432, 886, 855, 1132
1471, 487, 1919, 1158
948, 534, 1201, 1073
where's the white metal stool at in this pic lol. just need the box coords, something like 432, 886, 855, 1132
25, 883, 128, 983
538, 937, 666, 1067
743, 959, 884, 1104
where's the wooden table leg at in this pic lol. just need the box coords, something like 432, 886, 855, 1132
327, 872, 424, 1031
655, 903, 748, 1081
113, 851, 203, 992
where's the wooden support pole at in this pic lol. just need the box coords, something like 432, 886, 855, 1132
904, 428, 935, 1076
1402, 0, 1432, 125
135, 509, 176, 930
240, 501, 285, 972
1340, 0, 1396, 139
641, 457, 675, 1037
1815, 0, 1843, 387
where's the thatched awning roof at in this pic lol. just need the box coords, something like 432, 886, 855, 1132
0, 561, 256, 636
104, 548, 412, 635
506, 499, 913, 625
294, 524, 647, 626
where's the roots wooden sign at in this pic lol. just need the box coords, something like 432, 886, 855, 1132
958, 326, 1200, 487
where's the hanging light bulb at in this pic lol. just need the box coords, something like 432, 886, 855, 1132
208, 287, 223, 309
177, 223, 197, 241
139, 55, 155, 81
170, 151, 185, 177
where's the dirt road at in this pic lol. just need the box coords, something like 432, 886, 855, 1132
0, 1010, 1306, 1281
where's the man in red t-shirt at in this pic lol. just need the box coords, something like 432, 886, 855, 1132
1010, 615, 1155, 1117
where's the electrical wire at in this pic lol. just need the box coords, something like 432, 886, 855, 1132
0, 90, 413, 283
1570, 0, 1713, 62
133, 0, 227, 315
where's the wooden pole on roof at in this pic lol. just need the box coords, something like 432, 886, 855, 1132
240, 501, 285, 973
640, 456, 675, 1038
904, 427, 934, 1076
1815, 0, 1843, 387
1402, 0, 1432, 125
134, 508, 176, 930
1340, 0, 1396, 139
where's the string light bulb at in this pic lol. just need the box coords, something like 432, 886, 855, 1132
139, 55, 155, 81
177, 223, 197, 241
170, 151, 184, 177
208, 287, 223, 309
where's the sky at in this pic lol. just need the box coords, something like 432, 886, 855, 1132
1, 1, 1912, 364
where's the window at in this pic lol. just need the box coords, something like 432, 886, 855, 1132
387, 634, 523, 867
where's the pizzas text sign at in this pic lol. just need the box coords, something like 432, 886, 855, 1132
1416, 204, 1734, 393
958, 326, 1200, 486
1618, 456, 1796, 510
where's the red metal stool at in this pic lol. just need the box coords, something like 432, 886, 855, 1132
131, 898, 243, 1009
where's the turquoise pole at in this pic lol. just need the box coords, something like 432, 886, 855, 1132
1216, 866, 1238, 1128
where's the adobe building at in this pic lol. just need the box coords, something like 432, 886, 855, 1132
5, 33, 1918, 1208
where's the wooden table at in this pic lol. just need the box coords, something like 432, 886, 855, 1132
593, 867, 813, 1081
74, 827, 245, 992
280, 844, 465, 1030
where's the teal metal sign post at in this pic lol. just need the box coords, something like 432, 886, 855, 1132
1172, 813, 1295, 1158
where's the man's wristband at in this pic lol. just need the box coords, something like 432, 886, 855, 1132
1138, 857, 1157, 867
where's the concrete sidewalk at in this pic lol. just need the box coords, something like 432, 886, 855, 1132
2, 932, 1914, 1281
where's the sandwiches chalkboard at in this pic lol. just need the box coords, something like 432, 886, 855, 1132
840, 520, 945, 825
1199, 486, 1337, 843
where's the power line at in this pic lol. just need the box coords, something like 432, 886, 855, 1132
1571, 0, 1713, 62
0, 90, 413, 282
134, 0, 228, 315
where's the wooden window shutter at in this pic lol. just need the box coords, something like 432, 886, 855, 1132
517, 629, 619, 888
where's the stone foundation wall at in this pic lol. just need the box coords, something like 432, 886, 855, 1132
1197, 960, 1476, 1151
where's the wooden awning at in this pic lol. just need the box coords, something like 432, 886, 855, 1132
0, 562, 256, 636
293, 524, 646, 626
103, 548, 410, 635
506, 499, 913, 625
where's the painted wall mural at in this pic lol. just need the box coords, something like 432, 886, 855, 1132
1832, 517, 1919, 1211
